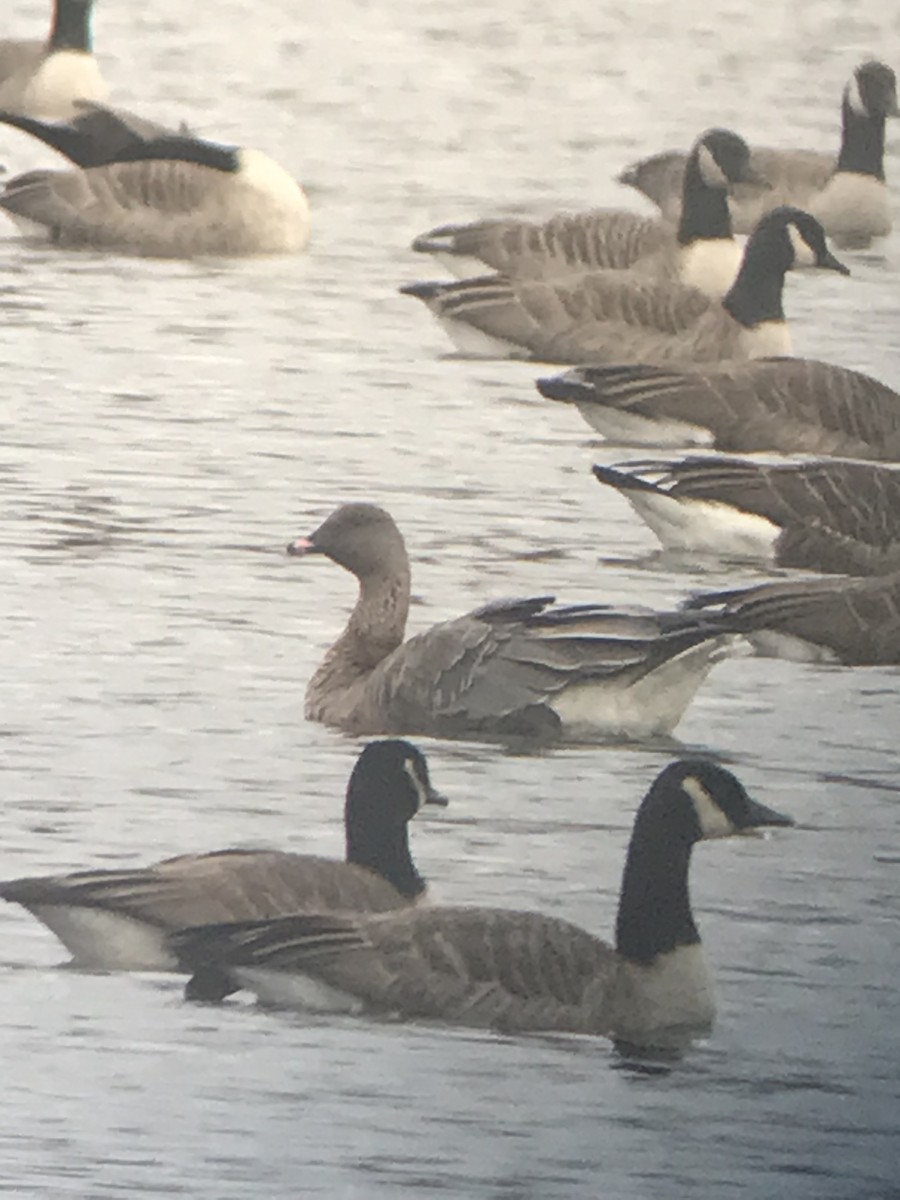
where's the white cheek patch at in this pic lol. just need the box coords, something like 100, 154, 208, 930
788, 223, 817, 267
697, 144, 728, 188
682, 776, 735, 839
403, 757, 429, 811
845, 73, 866, 116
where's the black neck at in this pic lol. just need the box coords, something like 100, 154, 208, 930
836, 91, 887, 179
348, 792, 427, 897
615, 803, 699, 965
721, 230, 787, 328
109, 137, 238, 172
678, 150, 733, 246
49, 0, 93, 53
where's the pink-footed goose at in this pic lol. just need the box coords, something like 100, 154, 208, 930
289, 502, 732, 742
0, 740, 446, 974
172, 760, 792, 1052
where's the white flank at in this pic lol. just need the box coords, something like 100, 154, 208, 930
431, 251, 494, 279
434, 314, 524, 358
21, 52, 107, 120
743, 630, 841, 664
678, 238, 743, 298
621, 488, 781, 560
549, 638, 727, 739
233, 966, 365, 1013
30, 904, 175, 970
573, 403, 715, 448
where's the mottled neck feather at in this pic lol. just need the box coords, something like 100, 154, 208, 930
678, 151, 733, 245
346, 812, 424, 898
615, 804, 699, 965
307, 568, 411, 702
49, 1, 93, 53
721, 235, 786, 327
836, 93, 887, 179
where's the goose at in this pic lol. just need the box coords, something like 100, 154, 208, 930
0, 0, 106, 120
0, 99, 187, 168
172, 760, 793, 1051
400, 207, 848, 364
591, 457, 900, 575
0, 740, 447, 973
0, 132, 311, 257
685, 572, 900, 664
411, 128, 762, 293
618, 61, 899, 249
535, 358, 900, 458
288, 502, 733, 742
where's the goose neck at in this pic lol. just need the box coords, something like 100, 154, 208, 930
615, 807, 699, 965
721, 238, 785, 328
49, 0, 93, 53
836, 97, 887, 179
678, 153, 733, 245
346, 810, 423, 898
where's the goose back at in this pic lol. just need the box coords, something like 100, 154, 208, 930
292, 504, 730, 741
173, 761, 792, 1047
592, 457, 900, 575
0, 740, 445, 970
537, 357, 900, 458
687, 572, 900, 664
0, 147, 310, 256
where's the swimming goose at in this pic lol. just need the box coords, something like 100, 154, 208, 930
411, 128, 760, 292
0, 99, 186, 168
685, 572, 900, 664
618, 61, 899, 249
0, 740, 447, 972
289, 502, 731, 742
172, 760, 792, 1050
536, 358, 900, 458
401, 207, 848, 364
0, 0, 106, 120
0, 132, 310, 256
592, 457, 900, 575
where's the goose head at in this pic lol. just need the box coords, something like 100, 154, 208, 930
632, 759, 793, 849
287, 503, 406, 581
346, 739, 448, 833
846, 60, 899, 119
691, 127, 765, 191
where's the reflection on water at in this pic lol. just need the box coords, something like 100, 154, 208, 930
1, 0, 899, 1195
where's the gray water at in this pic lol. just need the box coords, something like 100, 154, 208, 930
2, 0, 900, 1195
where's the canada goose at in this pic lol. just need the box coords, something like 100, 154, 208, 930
411, 128, 761, 293
289, 503, 732, 742
0, 133, 310, 257
400, 208, 848, 364
618, 61, 899, 249
0, 740, 447, 972
685, 572, 900, 664
0, 99, 186, 168
591, 457, 900, 576
172, 760, 792, 1051
536, 358, 900, 459
0, 0, 106, 120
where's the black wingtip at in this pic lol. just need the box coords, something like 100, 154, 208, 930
399, 280, 445, 300
535, 373, 588, 402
